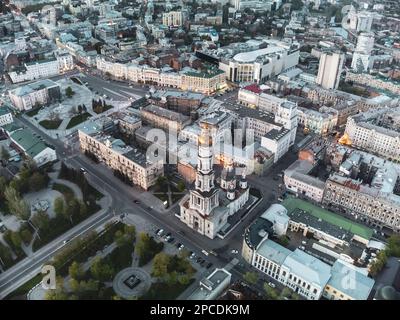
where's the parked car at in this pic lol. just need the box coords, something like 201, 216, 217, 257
301, 241, 307, 245
167, 237, 174, 243
206, 262, 213, 269
299, 245, 305, 250
190, 252, 196, 259
231, 249, 239, 254
268, 282, 276, 288
157, 229, 164, 237
175, 242, 182, 248
178, 244, 184, 251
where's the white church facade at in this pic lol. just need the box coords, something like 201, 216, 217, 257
177, 121, 250, 239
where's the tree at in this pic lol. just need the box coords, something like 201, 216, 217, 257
178, 274, 191, 285
10, 231, 22, 248
65, 86, 74, 98
0, 146, 10, 160
5, 186, 30, 220
69, 261, 85, 281
54, 197, 64, 217
243, 272, 258, 285
264, 283, 279, 300
177, 181, 186, 192
90, 257, 114, 282
20, 228, 33, 244
386, 235, 400, 257
152, 252, 170, 279
31, 210, 50, 231
28, 172, 47, 192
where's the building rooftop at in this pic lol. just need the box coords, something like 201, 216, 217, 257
244, 215, 274, 250
10, 79, 59, 97
256, 239, 292, 266
141, 104, 190, 124
283, 249, 332, 289
328, 260, 374, 300
10, 128, 50, 158
263, 128, 290, 141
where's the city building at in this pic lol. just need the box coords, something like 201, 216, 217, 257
297, 106, 338, 135
351, 32, 375, 72
316, 51, 344, 90
78, 125, 164, 190
344, 107, 400, 161
140, 104, 191, 133
188, 268, 232, 300
8, 52, 74, 83
284, 159, 325, 203
177, 121, 250, 239
0, 107, 13, 126
9, 128, 57, 166
213, 39, 300, 83
323, 260, 375, 300
8, 79, 61, 111
261, 128, 291, 163
162, 11, 185, 27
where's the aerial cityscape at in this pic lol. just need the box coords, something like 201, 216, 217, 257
1, 0, 400, 304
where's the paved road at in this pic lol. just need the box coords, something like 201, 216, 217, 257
0, 209, 111, 299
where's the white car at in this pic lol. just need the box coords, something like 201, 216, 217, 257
178, 244, 184, 251
301, 241, 307, 245
157, 229, 164, 237
268, 282, 276, 288
231, 249, 239, 254
299, 246, 305, 250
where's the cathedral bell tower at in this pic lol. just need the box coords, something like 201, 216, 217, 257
189, 122, 220, 216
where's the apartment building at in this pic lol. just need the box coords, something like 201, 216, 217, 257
8, 79, 61, 111
344, 107, 400, 161
0, 107, 13, 126
162, 11, 185, 27
78, 128, 164, 190
8, 52, 74, 83
238, 87, 298, 144
140, 104, 191, 133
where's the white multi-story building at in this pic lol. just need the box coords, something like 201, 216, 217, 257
0, 107, 13, 126
8, 79, 61, 111
351, 32, 375, 72
238, 88, 298, 145
217, 39, 300, 84
316, 51, 344, 90
297, 106, 338, 135
8, 52, 74, 83
252, 239, 331, 300
261, 128, 291, 163
162, 11, 185, 27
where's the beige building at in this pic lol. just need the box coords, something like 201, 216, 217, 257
322, 173, 400, 232
344, 107, 400, 162
78, 129, 164, 190
140, 104, 191, 133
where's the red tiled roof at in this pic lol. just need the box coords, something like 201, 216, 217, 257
243, 84, 262, 94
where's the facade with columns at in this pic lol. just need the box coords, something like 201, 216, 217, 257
178, 121, 250, 239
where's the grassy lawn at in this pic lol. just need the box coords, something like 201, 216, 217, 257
141, 279, 194, 300
39, 119, 62, 130
52, 183, 74, 202
26, 108, 40, 117
66, 112, 91, 129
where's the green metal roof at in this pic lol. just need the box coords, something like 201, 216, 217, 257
10, 129, 48, 158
